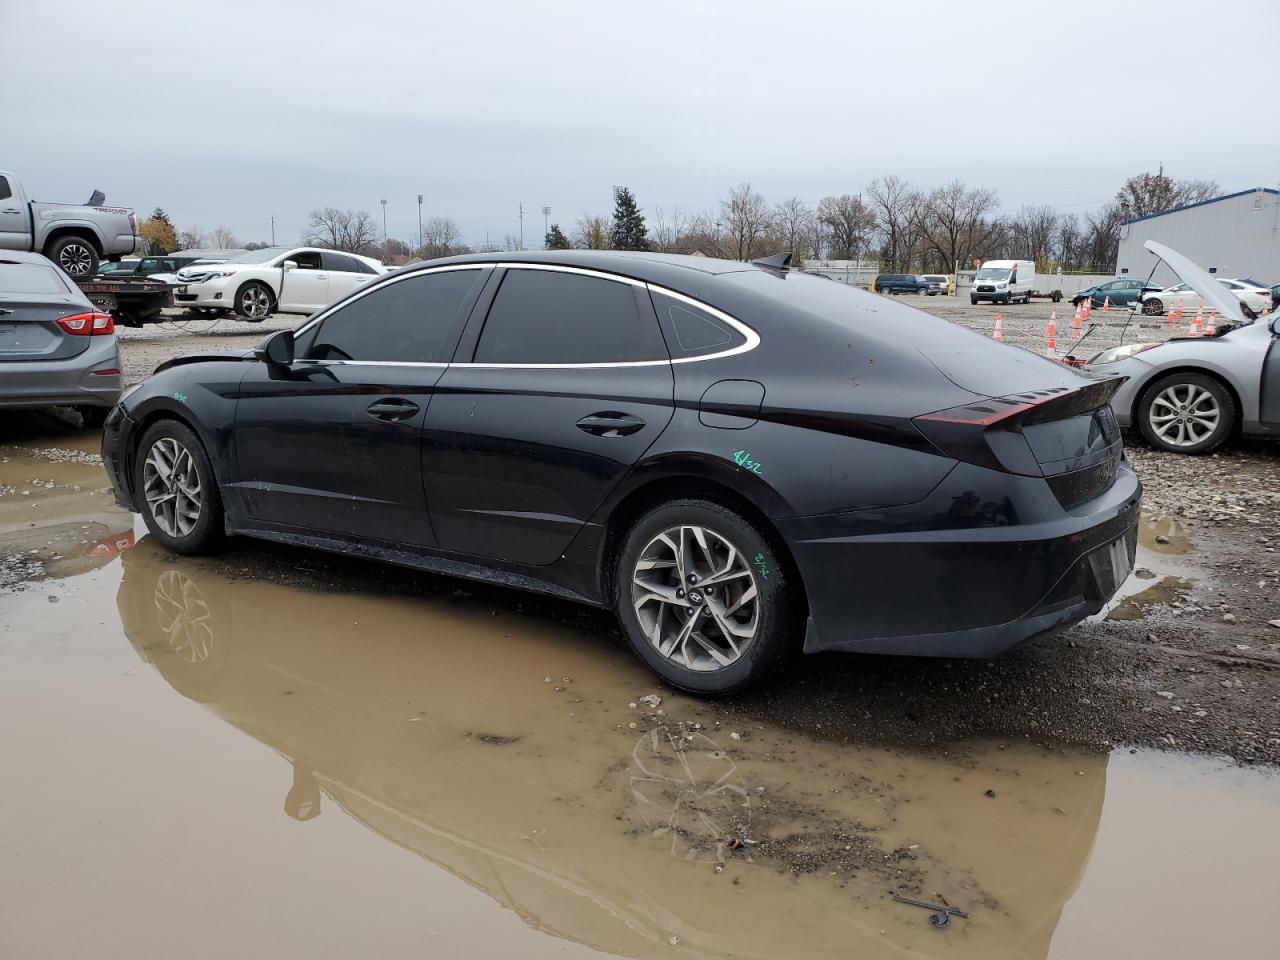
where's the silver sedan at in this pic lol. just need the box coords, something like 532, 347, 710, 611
0, 250, 121, 426
1085, 241, 1280, 454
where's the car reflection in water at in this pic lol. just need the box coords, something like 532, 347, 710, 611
116, 537, 1107, 960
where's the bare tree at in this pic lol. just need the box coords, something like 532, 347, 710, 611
720, 182, 774, 260
1057, 213, 1083, 270
177, 226, 208, 250
1115, 172, 1219, 220
502, 233, 522, 252
1082, 202, 1125, 273
772, 197, 813, 261
682, 211, 727, 258
1008, 205, 1060, 266
574, 214, 611, 250
304, 208, 381, 255
650, 206, 690, 253
420, 216, 463, 258
917, 181, 1002, 272
865, 176, 922, 271
817, 194, 877, 261
209, 226, 238, 249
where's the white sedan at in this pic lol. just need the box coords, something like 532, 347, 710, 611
1139, 278, 1272, 317
172, 246, 385, 320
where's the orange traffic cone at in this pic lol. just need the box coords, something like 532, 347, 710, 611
992, 313, 1004, 341
1072, 301, 1083, 333
1045, 312, 1057, 357
1082, 299, 1092, 322
1205, 312, 1217, 336
1190, 305, 1203, 336
1165, 306, 1177, 330
1101, 296, 1111, 313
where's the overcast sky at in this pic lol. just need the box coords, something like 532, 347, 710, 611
3, 0, 1277, 249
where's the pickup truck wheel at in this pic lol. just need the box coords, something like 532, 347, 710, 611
234, 281, 275, 321
47, 236, 99, 277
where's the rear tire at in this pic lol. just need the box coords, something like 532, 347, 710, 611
1143, 298, 1163, 316
46, 235, 99, 277
615, 499, 799, 696
78, 406, 109, 429
134, 420, 224, 554
1137, 372, 1234, 455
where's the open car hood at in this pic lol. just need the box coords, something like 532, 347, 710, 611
1144, 239, 1247, 324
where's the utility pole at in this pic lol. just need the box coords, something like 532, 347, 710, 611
270, 215, 275, 246
417, 194, 424, 255
518, 202, 524, 251
542, 205, 550, 240
380, 199, 388, 258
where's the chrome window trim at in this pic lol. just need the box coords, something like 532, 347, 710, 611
286, 261, 760, 370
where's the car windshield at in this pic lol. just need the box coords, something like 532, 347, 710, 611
0, 261, 67, 294
975, 267, 1010, 281
226, 247, 287, 264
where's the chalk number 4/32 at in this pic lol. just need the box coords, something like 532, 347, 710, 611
732, 450, 762, 474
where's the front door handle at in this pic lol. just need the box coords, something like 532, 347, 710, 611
575, 411, 646, 437
366, 397, 420, 422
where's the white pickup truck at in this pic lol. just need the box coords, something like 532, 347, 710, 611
0, 170, 137, 277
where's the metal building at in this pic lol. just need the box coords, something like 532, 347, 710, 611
1116, 187, 1280, 286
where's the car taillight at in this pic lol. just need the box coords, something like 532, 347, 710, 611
57, 312, 115, 336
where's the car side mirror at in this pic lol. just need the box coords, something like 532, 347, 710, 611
1272, 316, 1280, 336
255, 329, 294, 366
281, 260, 298, 272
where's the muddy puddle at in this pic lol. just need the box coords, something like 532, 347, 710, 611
1093, 512, 1199, 622
2, 515, 1278, 959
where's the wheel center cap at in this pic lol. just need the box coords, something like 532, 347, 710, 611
688, 590, 703, 605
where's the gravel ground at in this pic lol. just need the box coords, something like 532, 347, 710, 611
15, 302, 1280, 764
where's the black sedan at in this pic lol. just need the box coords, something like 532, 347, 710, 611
101, 251, 1140, 694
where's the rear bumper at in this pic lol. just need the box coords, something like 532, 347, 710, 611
0, 339, 121, 409
779, 460, 1142, 657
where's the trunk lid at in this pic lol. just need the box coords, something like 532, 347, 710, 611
0, 299, 93, 362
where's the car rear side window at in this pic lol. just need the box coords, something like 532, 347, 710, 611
307, 269, 483, 363
0, 262, 68, 295
474, 269, 667, 364
650, 290, 746, 357
323, 252, 362, 273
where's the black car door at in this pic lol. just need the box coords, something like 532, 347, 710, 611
232, 266, 489, 546
422, 265, 675, 566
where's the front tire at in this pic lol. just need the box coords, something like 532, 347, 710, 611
970, 296, 978, 305
616, 499, 798, 695
46, 235, 99, 277
1137, 372, 1235, 454
233, 281, 275, 321
134, 420, 224, 554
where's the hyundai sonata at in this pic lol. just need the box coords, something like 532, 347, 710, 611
102, 251, 1140, 693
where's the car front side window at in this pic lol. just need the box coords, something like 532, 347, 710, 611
307, 269, 485, 363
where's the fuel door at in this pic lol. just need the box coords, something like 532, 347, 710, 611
698, 379, 765, 429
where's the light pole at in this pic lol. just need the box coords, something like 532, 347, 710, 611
417, 194, 423, 255
542, 205, 550, 240
518, 202, 524, 251
380, 199, 388, 258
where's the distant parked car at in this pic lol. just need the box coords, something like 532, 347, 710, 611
1068, 278, 1153, 309
921, 274, 951, 295
1137, 278, 1272, 317
1086, 240, 1280, 454
172, 246, 385, 319
0, 250, 120, 426
874, 273, 932, 295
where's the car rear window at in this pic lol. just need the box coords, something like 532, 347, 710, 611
0, 262, 68, 295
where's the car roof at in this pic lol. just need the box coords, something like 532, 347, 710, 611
0, 249, 63, 266
402, 249, 759, 286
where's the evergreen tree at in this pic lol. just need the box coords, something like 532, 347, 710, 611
544, 224, 571, 249
608, 187, 649, 251
151, 207, 174, 227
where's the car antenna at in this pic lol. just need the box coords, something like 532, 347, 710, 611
1117, 260, 1162, 348
751, 252, 791, 272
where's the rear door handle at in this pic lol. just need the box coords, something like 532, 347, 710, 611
1, 208, 19, 214
366, 397, 420, 422
575, 411, 646, 437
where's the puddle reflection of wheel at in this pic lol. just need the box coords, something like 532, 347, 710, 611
629, 725, 751, 863
154, 569, 214, 664
130, 561, 229, 703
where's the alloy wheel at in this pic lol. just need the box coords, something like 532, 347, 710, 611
240, 285, 271, 319
142, 437, 203, 537
58, 242, 94, 276
153, 570, 214, 663
631, 525, 760, 672
1149, 383, 1220, 448
1142, 299, 1163, 316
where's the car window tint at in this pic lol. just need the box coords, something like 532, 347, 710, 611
0, 262, 67, 294
0, 176, 10, 201
474, 269, 666, 364
308, 269, 483, 363
323, 252, 361, 273
651, 290, 746, 357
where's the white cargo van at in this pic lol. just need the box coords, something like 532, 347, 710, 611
970, 259, 1035, 305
